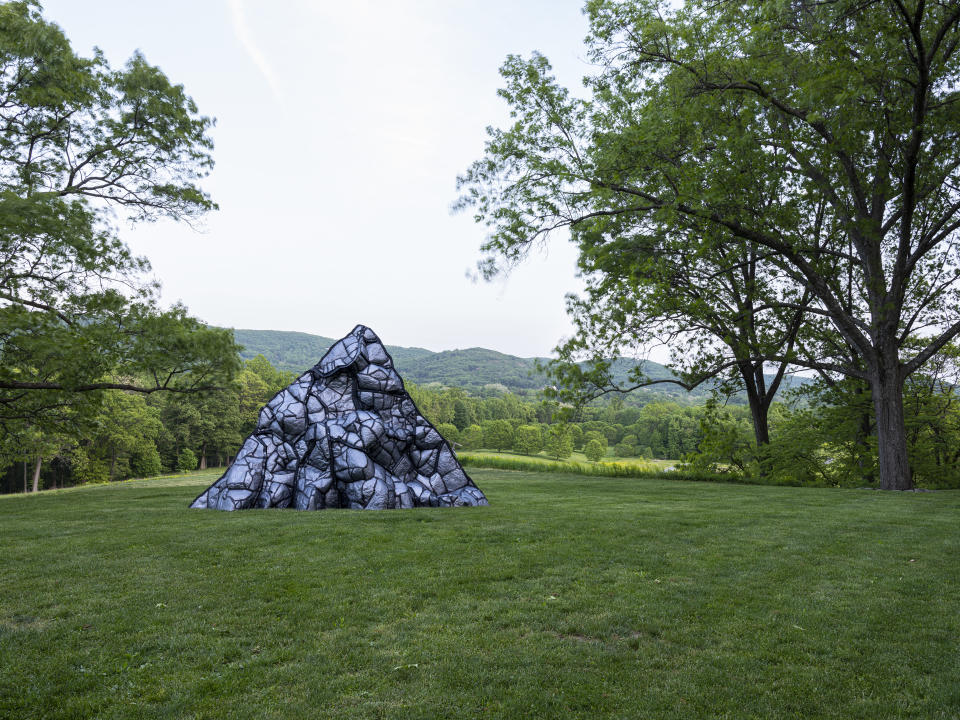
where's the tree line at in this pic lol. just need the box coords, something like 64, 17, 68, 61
0, 355, 287, 492
0, 358, 693, 492
7, 349, 960, 491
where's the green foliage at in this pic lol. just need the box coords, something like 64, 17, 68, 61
458, 453, 655, 477
750, 363, 960, 489
902, 347, 960, 487
129, 445, 162, 478
583, 431, 608, 452
513, 424, 544, 455
544, 423, 574, 461
0, 1, 237, 444
244, 354, 295, 394
72, 391, 163, 482
482, 419, 515, 453
11, 315, 960, 491
460, 424, 484, 451
458, 0, 960, 489
452, 398, 475, 430
176, 447, 197, 473
569, 423, 584, 449
583, 438, 605, 462
435, 423, 460, 446
686, 399, 757, 475
67, 446, 109, 485
602, 424, 624, 444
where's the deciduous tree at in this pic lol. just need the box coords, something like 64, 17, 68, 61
514, 424, 544, 455
545, 423, 574, 460
0, 2, 238, 440
458, 0, 960, 489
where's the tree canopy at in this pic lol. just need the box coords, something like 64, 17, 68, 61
458, 0, 960, 490
0, 1, 238, 446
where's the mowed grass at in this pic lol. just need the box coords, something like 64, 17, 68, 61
1, 471, 958, 719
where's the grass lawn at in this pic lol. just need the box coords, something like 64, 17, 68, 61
1, 470, 958, 719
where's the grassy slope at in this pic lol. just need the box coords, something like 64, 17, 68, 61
1, 471, 957, 719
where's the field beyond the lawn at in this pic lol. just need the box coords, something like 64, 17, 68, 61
1, 470, 958, 719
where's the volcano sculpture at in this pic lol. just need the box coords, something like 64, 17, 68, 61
190, 325, 488, 511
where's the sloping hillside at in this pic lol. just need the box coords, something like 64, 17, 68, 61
232, 328, 808, 399
233, 329, 434, 375
232, 328, 696, 395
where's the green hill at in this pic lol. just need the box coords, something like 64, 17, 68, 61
232, 328, 807, 399
231, 329, 434, 377
232, 328, 682, 394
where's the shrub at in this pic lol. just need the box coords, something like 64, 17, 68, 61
130, 445, 163, 478
514, 424, 544, 455
436, 423, 460, 445
69, 447, 110, 485
177, 448, 198, 472
460, 424, 484, 450
583, 439, 605, 462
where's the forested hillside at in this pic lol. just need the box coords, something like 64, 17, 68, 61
233, 328, 706, 396
233, 328, 807, 399
231, 329, 434, 376
233, 328, 555, 389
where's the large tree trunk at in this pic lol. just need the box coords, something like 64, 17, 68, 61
31, 456, 41, 493
199, 445, 207, 471
739, 362, 771, 446
869, 366, 913, 490
746, 392, 770, 446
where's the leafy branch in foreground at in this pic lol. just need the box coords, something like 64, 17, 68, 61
0, 2, 237, 443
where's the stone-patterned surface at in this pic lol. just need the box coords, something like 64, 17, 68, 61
190, 325, 488, 511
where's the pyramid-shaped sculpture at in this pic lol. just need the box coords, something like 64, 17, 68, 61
191, 325, 488, 510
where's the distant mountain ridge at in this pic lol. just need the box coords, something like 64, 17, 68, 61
232, 328, 808, 399
232, 328, 567, 392
231, 329, 436, 377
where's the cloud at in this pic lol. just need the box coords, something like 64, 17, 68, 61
226, 0, 283, 103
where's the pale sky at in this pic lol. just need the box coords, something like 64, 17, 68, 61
40, 0, 594, 357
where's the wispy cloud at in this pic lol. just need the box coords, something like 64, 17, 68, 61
226, 0, 283, 103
